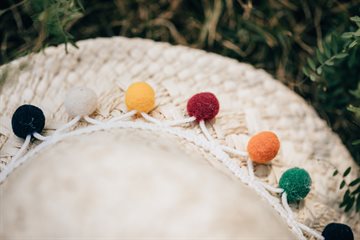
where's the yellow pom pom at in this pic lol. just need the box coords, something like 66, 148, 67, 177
125, 82, 155, 113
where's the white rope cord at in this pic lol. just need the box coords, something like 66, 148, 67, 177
298, 223, 325, 240
165, 116, 196, 126
250, 180, 306, 239
209, 144, 305, 240
221, 145, 248, 157
260, 181, 285, 193
0, 135, 31, 183
280, 193, 320, 239
140, 112, 163, 125
247, 157, 255, 180
33, 132, 48, 141
12, 135, 31, 161
141, 113, 197, 127
282, 192, 294, 218
84, 116, 104, 125
199, 120, 214, 142
108, 110, 137, 123
0, 117, 323, 240
220, 156, 306, 239
53, 116, 81, 134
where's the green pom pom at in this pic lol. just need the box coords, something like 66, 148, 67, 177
279, 167, 312, 203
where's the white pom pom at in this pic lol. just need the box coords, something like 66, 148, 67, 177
64, 87, 97, 117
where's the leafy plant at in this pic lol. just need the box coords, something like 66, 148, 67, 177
305, 16, 360, 212
303, 16, 360, 165
0, 0, 83, 62
303, 16, 360, 82
333, 167, 360, 212
348, 82, 360, 121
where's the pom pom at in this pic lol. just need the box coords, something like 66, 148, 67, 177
279, 167, 311, 203
125, 82, 155, 113
64, 87, 97, 117
187, 92, 220, 121
11, 104, 45, 139
322, 223, 354, 240
247, 131, 280, 163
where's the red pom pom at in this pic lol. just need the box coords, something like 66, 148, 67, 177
187, 92, 220, 121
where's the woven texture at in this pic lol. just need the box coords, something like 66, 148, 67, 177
0, 129, 295, 239
0, 37, 359, 237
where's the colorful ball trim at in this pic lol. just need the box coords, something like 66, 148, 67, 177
279, 167, 312, 203
247, 131, 280, 163
11, 104, 45, 139
4, 84, 350, 240
187, 92, 219, 121
125, 82, 155, 113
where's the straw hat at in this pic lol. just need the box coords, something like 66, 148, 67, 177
0, 37, 358, 239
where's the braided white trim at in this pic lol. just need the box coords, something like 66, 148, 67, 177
54, 116, 81, 134
0, 113, 324, 240
11, 135, 31, 161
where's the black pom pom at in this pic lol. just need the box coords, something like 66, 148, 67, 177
11, 104, 45, 139
322, 223, 354, 240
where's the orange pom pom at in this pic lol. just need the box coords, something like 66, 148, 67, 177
247, 131, 280, 163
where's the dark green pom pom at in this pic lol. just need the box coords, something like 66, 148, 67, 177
279, 167, 311, 203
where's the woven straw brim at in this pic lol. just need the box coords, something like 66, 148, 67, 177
0, 37, 359, 236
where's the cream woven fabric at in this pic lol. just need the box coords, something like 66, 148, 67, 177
0, 37, 359, 237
